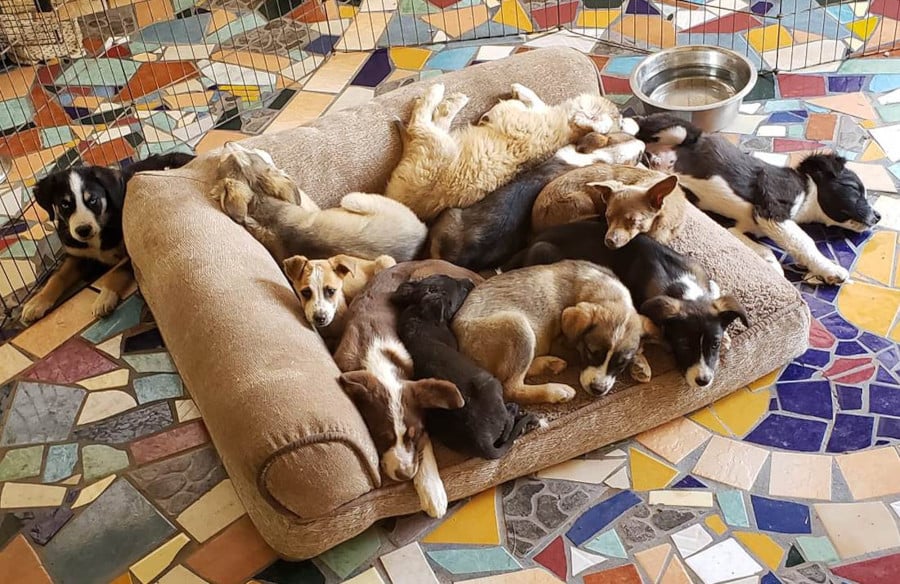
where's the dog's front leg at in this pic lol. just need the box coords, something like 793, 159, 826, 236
93, 259, 134, 318
510, 84, 547, 111
629, 350, 652, 383
433, 93, 470, 132
413, 436, 448, 518
20, 256, 84, 324
757, 219, 848, 285
728, 227, 784, 275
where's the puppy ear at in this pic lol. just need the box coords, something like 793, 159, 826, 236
640, 315, 662, 340
640, 296, 683, 323
392, 281, 420, 307
561, 302, 596, 343
32, 179, 55, 220
645, 175, 679, 210
338, 371, 379, 405
409, 379, 464, 410
329, 255, 356, 278
586, 180, 621, 204
420, 292, 447, 321
282, 255, 309, 282
90, 167, 126, 211
714, 295, 749, 328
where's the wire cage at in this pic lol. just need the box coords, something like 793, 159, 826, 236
0, 0, 898, 332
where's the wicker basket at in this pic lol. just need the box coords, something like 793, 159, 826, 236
0, 0, 84, 64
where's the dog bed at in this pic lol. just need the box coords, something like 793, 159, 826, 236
122, 47, 810, 559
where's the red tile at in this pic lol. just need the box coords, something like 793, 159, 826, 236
531, 1, 579, 28
834, 551, 900, 584
824, 357, 874, 380
533, 537, 567, 581
871, 0, 900, 19
35, 63, 62, 86
808, 319, 836, 349
685, 13, 760, 34
0, 535, 53, 583
185, 516, 276, 584
806, 113, 837, 141
584, 563, 642, 584
427, 0, 461, 7
103, 44, 132, 59
589, 55, 609, 72
24, 337, 119, 384
129, 420, 210, 464
601, 75, 632, 95
81, 137, 136, 166
287, 0, 328, 23
30, 85, 71, 127
0, 128, 43, 158
115, 61, 198, 102
82, 38, 105, 56
777, 74, 827, 98
773, 138, 826, 152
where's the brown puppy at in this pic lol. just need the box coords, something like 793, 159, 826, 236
453, 260, 652, 405
531, 164, 687, 248
283, 254, 396, 347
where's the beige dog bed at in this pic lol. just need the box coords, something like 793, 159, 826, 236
123, 47, 810, 559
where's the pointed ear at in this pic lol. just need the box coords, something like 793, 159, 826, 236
329, 255, 356, 278
586, 181, 621, 204
409, 379, 464, 410
282, 256, 309, 282
561, 302, 597, 343
338, 371, 379, 405
640, 295, 683, 323
713, 295, 749, 328
32, 179, 55, 220
645, 175, 679, 210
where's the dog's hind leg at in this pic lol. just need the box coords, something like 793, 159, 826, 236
433, 93, 469, 132
410, 84, 445, 127
413, 436, 448, 518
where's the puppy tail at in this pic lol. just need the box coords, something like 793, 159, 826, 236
482, 409, 543, 459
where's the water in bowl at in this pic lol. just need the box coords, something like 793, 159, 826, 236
645, 66, 737, 108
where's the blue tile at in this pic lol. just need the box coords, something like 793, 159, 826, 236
134, 14, 211, 46
869, 74, 900, 93
378, 13, 433, 47
0, 96, 34, 131
826, 413, 873, 453
604, 56, 644, 76
861, 332, 892, 352
876, 367, 900, 386
768, 110, 807, 123
881, 347, 900, 370
745, 414, 827, 452
763, 99, 803, 112
750, 1, 773, 14
306, 35, 339, 55
717, 490, 749, 527
750, 495, 811, 534
426, 47, 477, 71
134, 374, 184, 404
795, 349, 831, 368
781, 6, 852, 41
352, 49, 391, 87
625, 0, 660, 15
802, 294, 835, 319
761, 573, 783, 584
827, 76, 866, 93
819, 313, 858, 340
779, 363, 817, 381
813, 284, 839, 303
39, 126, 75, 148
836, 385, 862, 410
672, 475, 707, 489
769, 397, 779, 411
566, 490, 641, 545
869, 384, 900, 417
835, 341, 865, 356
43, 443, 78, 483
877, 417, 900, 439
81, 296, 145, 344
428, 547, 520, 575
777, 380, 833, 419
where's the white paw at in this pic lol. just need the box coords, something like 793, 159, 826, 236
722, 331, 732, 351
417, 475, 448, 518
511, 83, 538, 105
621, 117, 640, 135
20, 295, 54, 324
548, 383, 577, 403
615, 140, 646, 165
804, 264, 849, 286
92, 288, 120, 318
630, 357, 652, 384
424, 83, 445, 106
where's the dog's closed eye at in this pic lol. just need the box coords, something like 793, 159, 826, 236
300, 288, 312, 300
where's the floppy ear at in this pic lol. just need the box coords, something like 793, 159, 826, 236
714, 295, 749, 328
409, 379, 464, 410
89, 167, 126, 211
420, 291, 448, 321
32, 179, 55, 220
329, 255, 356, 279
586, 181, 621, 205
561, 302, 598, 343
282, 255, 309, 282
392, 281, 421, 307
645, 175, 679, 210
338, 371, 379, 405
640, 296, 683, 323
640, 315, 662, 340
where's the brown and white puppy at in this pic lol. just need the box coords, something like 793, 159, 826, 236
531, 163, 687, 248
334, 260, 484, 518
385, 83, 637, 221
452, 260, 652, 405
210, 142, 427, 263
283, 254, 396, 346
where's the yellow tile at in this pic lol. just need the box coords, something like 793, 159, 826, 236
55, 0, 104, 19
461, 568, 565, 583
218, 85, 262, 102
210, 51, 294, 74
389, 47, 431, 70
705, 514, 727, 536
135, 0, 174, 28
387, 69, 417, 83
836, 280, 900, 337
13, 289, 99, 358
892, 322, 900, 343
77, 391, 137, 425
109, 572, 134, 584
854, 230, 897, 286
710, 387, 770, 436
849, 16, 879, 40
629, 448, 678, 491
78, 369, 130, 391
423, 488, 499, 544
62, 474, 81, 486
303, 52, 368, 93
339, 4, 358, 17
860, 139, 886, 161
130, 533, 191, 583
747, 368, 781, 392
194, 130, 247, 154
264, 92, 335, 134
157, 565, 208, 584
73, 475, 117, 508
206, 9, 236, 34
95, 334, 123, 359
746, 24, 793, 53
634, 543, 671, 583
659, 555, 692, 584
0, 344, 31, 384
689, 407, 730, 436
734, 532, 784, 570
425, 5, 489, 38
493, 0, 534, 33
861, 119, 877, 129
836, 447, 900, 500
176, 399, 202, 422
0, 482, 66, 508
636, 417, 710, 464
163, 91, 213, 110
334, 12, 389, 51
816, 501, 900, 559
176, 479, 246, 542
769, 452, 833, 500
343, 568, 385, 584
0, 67, 36, 100
577, 9, 620, 28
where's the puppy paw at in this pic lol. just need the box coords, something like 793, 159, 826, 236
546, 383, 577, 403
804, 264, 849, 286
527, 356, 568, 377
629, 356, 652, 384
92, 288, 120, 319
422, 83, 445, 107
417, 476, 448, 519
620, 117, 640, 136
722, 331, 732, 351
20, 295, 54, 324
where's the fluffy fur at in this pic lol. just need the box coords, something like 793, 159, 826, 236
21, 152, 195, 323
209, 142, 427, 263
636, 113, 881, 284
385, 83, 635, 221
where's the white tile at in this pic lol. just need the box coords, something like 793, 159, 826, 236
570, 547, 606, 575
739, 103, 761, 114
380, 543, 439, 584
879, 88, 900, 106
891, 500, 900, 518
674, 8, 716, 30
761, 40, 847, 72
476, 45, 516, 61
792, 61, 842, 74
161, 44, 215, 61
606, 449, 627, 457
870, 124, 900, 162
684, 538, 763, 584
722, 114, 766, 134
672, 523, 713, 557
525, 30, 597, 53
757, 125, 787, 137
198, 60, 277, 89
328, 86, 376, 113
649, 490, 714, 507
537, 459, 624, 484
604, 466, 629, 489
753, 152, 790, 167
847, 162, 898, 193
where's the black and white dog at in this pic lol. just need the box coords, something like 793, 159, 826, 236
504, 217, 748, 389
21, 152, 195, 323
636, 113, 881, 285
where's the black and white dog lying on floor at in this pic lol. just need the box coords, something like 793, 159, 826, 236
635, 113, 881, 285
21, 152, 195, 324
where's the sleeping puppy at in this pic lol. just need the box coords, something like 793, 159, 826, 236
282, 253, 395, 349
20, 152, 195, 324
636, 113, 880, 284
393, 275, 543, 459
531, 163, 687, 248
429, 131, 645, 270
386, 83, 637, 221
453, 260, 654, 405
209, 142, 427, 263
505, 217, 748, 388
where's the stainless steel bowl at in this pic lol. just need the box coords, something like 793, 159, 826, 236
629, 46, 757, 133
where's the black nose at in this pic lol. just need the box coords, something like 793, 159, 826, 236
695, 375, 711, 387
75, 225, 93, 237
314, 315, 327, 325
873, 211, 882, 223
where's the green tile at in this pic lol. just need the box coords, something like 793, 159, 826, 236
317, 527, 382, 579
40, 126, 75, 148
717, 490, 749, 527
123, 353, 176, 373
427, 547, 520, 575
0, 445, 43, 481
747, 74, 776, 101
134, 374, 183, 404
0, 97, 34, 131
82, 445, 129, 482
796, 536, 839, 563
55, 58, 141, 87
44, 443, 78, 483
81, 295, 145, 344
877, 104, 900, 123
0, 240, 37, 260
839, 58, 900, 75
787, 125, 806, 138
584, 529, 627, 558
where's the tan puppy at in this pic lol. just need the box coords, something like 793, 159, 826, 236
452, 260, 652, 405
385, 83, 636, 221
283, 254, 396, 346
531, 164, 687, 247
209, 142, 427, 263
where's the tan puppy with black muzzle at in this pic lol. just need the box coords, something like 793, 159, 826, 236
452, 260, 654, 405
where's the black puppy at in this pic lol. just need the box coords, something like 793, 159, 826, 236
21, 152, 195, 323
504, 218, 747, 389
393, 275, 541, 459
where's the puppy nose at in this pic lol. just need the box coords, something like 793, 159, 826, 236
313, 313, 328, 326
695, 375, 711, 387
873, 211, 882, 222
75, 225, 93, 238
393, 467, 415, 481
